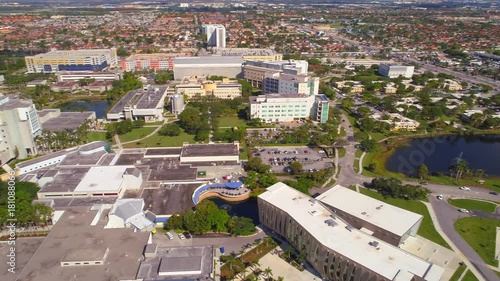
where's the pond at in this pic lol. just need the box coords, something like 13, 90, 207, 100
386, 135, 500, 177
59, 100, 110, 119
208, 197, 260, 224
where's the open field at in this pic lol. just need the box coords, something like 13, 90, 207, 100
123, 131, 197, 148
87, 131, 107, 142
118, 127, 156, 143
455, 217, 500, 267
218, 116, 248, 128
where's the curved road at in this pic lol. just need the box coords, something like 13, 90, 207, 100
329, 109, 500, 281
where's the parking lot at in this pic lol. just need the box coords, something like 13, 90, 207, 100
253, 146, 333, 173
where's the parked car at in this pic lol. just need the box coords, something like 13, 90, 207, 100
458, 208, 469, 213
166, 232, 174, 240
178, 233, 186, 240
183, 232, 192, 239
489, 191, 498, 196
459, 186, 471, 191
437, 195, 443, 200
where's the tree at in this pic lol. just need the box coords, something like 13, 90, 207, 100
158, 123, 181, 136
475, 169, 485, 179
450, 160, 469, 184
357, 106, 371, 118
227, 216, 255, 236
289, 161, 302, 174
263, 267, 273, 280
360, 139, 377, 152
116, 47, 130, 57
245, 157, 271, 174
417, 164, 429, 180
367, 163, 376, 172
132, 119, 145, 128
341, 97, 355, 111
154, 71, 173, 84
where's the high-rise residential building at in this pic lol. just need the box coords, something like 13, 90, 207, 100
25, 48, 118, 74
378, 64, 415, 78
0, 94, 41, 163
258, 182, 444, 281
202, 24, 226, 48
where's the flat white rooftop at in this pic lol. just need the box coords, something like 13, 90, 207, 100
259, 183, 443, 281
74, 166, 131, 193
317, 185, 423, 237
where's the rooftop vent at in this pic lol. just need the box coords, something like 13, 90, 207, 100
361, 212, 367, 215
345, 225, 353, 232
309, 198, 316, 204
325, 219, 338, 227
330, 214, 337, 220
369, 241, 379, 248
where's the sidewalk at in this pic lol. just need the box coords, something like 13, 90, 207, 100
422, 201, 486, 281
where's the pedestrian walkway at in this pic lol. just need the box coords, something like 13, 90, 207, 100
496, 227, 500, 270
422, 201, 486, 281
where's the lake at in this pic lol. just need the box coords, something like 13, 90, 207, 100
208, 197, 260, 224
59, 100, 110, 119
386, 135, 500, 177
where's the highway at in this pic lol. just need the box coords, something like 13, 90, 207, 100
329, 110, 500, 281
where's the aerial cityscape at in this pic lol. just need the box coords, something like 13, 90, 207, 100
0, 0, 499, 281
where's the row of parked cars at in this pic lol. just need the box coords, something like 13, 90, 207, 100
165, 231, 192, 240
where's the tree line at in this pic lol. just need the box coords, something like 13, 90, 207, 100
165, 200, 255, 236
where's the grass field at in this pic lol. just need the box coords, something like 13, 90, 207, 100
462, 270, 479, 281
448, 199, 498, 213
353, 149, 363, 173
87, 131, 107, 142
449, 264, 467, 281
218, 116, 247, 128
337, 147, 346, 158
119, 127, 156, 143
359, 188, 451, 249
455, 217, 500, 267
123, 131, 197, 148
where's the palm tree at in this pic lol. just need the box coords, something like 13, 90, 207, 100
453, 160, 469, 184
277, 277, 285, 281
263, 267, 273, 280
475, 169, 485, 179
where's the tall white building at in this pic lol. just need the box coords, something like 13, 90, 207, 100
203, 24, 226, 48
0, 94, 41, 163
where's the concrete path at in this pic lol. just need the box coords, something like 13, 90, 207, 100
422, 201, 487, 281
496, 227, 500, 271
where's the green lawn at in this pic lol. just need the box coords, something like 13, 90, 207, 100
119, 127, 156, 143
359, 188, 451, 249
462, 270, 479, 281
353, 149, 363, 173
455, 217, 500, 267
337, 147, 346, 158
123, 131, 197, 148
370, 132, 386, 142
87, 131, 107, 142
448, 199, 498, 213
218, 116, 247, 128
449, 264, 467, 281
339, 127, 346, 137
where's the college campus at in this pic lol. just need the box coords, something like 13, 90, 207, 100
0, 1, 499, 281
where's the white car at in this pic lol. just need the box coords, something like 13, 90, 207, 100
460, 186, 471, 191
437, 195, 443, 200
166, 232, 174, 240
178, 233, 186, 240
458, 208, 469, 213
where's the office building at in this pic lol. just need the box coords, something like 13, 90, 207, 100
316, 185, 423, 246
107, 85, 168, 122
120, 52, 193, 72
0, 94, 41, 163
38, 108, 96, 132
378, 64, 415, 78
173, 57, 243, 80
13, 206, 150, 281
263, 69, 319, 96
258, 182, 444, 281
25, 48, 118, 73
249, 94, 329, 123
212, 48, 283, 61
203, 24, 226, 48
175, 76, 242, 99
242, 60, 309, 88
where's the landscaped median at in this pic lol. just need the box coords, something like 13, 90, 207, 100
455, 217, 500, 267
448, 198, 498, 213
220, 237, 278, 280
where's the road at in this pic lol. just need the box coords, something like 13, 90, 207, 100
331, 110, 500, 281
